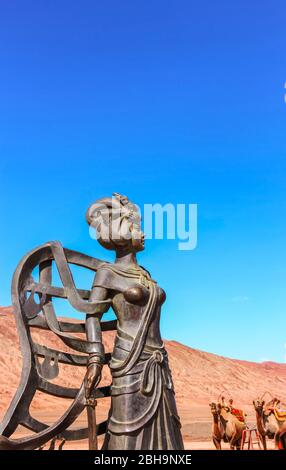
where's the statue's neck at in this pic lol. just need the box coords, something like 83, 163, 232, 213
115, 251, 138, 268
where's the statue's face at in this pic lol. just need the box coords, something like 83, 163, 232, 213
130, 224, 145, 253
119, 208, 145, 253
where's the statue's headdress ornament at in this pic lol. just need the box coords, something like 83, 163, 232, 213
86, 193, 141, 250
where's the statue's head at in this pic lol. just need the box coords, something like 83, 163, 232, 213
86, 193, 145, 254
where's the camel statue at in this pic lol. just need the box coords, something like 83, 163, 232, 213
209, 401, 246, 449
253, 396, 286, 450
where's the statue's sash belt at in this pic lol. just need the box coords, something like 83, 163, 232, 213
108, 339, 175, 433
110, 334, 173, 397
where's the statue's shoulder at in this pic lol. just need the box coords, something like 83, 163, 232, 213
139, 265, 152, 278
92, 262, 119, 289
92, 263, 138, 292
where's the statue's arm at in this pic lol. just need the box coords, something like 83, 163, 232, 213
85, 284, 110, 398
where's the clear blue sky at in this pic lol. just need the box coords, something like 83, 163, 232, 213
0, 1, 285, 362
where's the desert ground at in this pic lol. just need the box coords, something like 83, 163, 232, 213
0, 306, 285, 450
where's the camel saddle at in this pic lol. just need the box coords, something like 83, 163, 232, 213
273, 403, 286, 422
230, 407, 246, 423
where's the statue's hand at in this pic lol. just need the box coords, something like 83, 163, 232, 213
84, 363, 102, 398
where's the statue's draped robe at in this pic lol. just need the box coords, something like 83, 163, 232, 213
99, 264, 184, 450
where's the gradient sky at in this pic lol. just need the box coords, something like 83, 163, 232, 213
0, 1, 286, 362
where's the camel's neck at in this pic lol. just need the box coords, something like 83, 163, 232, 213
267, 412, 282, 431
212, 414, 222, 437
213, 414, 219, 425
255, 410, 266, 435
219, 412, 228, 430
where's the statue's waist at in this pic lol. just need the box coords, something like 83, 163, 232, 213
109, 329, 173, 396
111, 326, 165, 361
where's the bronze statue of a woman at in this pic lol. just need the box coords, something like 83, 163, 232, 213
85, 193, 184, 450
0, 193, 183, 451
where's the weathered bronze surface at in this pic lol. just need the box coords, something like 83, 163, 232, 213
0, 193, 184, 450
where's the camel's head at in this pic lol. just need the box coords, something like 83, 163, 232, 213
253, 398, 265, 414
209, 402, 218, 416
262, 398, 280, 416
217, 402, 231, 414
